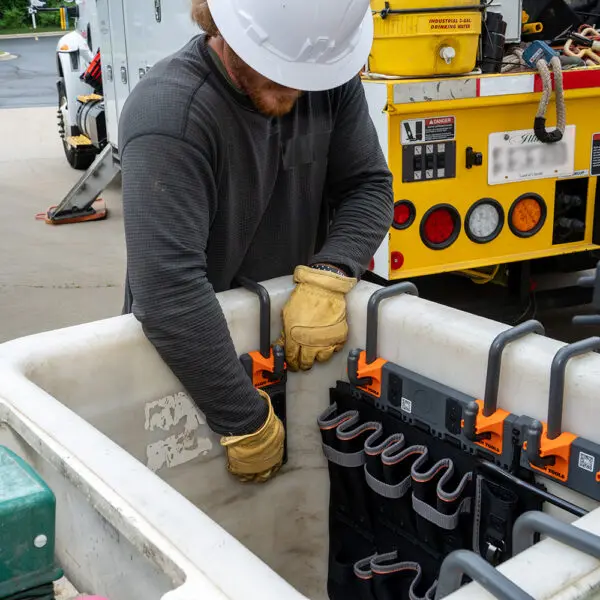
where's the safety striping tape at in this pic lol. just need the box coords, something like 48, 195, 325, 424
389, 69, 600, 104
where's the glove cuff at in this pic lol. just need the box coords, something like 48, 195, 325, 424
220, 388, 273, 447
294, 265, 357, 294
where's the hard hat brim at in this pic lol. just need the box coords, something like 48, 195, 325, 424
206, 1, 374, 92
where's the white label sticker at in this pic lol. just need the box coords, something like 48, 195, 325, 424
401, 116, 456, 145
578, 451, 595, 473
401, 398, 412, 414
488, 126, 576, 185
559, 169, 589, 179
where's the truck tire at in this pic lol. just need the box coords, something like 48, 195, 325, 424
57, 78, 97, 171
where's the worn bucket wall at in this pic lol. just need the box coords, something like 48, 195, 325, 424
1, 276, 600, 599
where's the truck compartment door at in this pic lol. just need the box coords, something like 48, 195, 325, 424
97, 0, 129, 148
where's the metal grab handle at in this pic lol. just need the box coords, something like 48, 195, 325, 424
463, 321, 544, 442
577, 261, 600, 305
572, 262, 600, 325
547, 338, 600, 439
434, 549, 534, 600
365, 283, 419, 364
573, 315, 600, 327
513, 511, 600, 559
235, 277, 273, 359
483, 321, 545, 417
577, 275, 596, 288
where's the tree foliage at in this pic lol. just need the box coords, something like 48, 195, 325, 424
0, 0, 65, 29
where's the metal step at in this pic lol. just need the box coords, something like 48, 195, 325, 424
46, 145, 119, 225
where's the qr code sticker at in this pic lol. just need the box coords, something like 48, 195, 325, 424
578, 452, 595, 473
401, 398, 412, 414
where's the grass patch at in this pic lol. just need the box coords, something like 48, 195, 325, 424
0, 25, 72, 35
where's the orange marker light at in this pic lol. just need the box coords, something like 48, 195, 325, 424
509, 194, 546, 238
512, 198, 541, 232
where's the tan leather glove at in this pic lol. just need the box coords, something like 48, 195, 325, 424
220, 388, 285, 483
280, 265, 357, 371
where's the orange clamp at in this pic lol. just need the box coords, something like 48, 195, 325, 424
248, 349, 283, 389
523, 422, 577, 483
356, 351, 387, 398
469, 399, 510, 456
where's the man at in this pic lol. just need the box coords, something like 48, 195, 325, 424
119, 0, 393, 484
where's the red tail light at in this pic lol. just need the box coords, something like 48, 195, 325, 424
393, 201, 416, 230
369, 258, 375, 271
420, 205, 461, 249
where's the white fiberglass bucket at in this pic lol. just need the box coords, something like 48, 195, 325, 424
1, 276, 600, 599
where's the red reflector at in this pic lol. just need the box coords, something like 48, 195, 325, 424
424, 208, 455, 245
369, 258, 375, 271
391, 251, 404, 270
394, 203, 411, 225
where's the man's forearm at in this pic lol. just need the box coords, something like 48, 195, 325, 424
131, 278, 268, 436
121, 133, 268, 436
311, 76, 394, 278
311, 172, 393, 278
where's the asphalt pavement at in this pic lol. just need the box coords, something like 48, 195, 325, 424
0, 35, 61, 109
0, 105, 126, 342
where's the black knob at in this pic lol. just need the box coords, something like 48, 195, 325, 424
348, 349, 371, 387
525, 420, 554, 468
466, 146, 483, 169
462, 401, 479, 441
272, 344, 285, 380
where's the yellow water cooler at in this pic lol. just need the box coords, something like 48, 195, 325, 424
368, 0, 483, 77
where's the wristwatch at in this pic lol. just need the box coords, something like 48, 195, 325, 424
310, 263, 350, 277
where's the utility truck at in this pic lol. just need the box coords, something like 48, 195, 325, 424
1, 276, 600, 599
49, 0, 600, 315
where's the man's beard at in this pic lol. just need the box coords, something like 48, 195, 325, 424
224, 44, 302, 117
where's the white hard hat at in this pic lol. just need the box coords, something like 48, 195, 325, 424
207, 0, 374, 92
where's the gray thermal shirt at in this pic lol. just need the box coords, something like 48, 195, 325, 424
118, 34, 394, 436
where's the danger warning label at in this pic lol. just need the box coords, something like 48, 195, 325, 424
401, 116, 456, 145
591, 133, 600, 177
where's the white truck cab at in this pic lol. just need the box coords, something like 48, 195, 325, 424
55, 0, 198, 171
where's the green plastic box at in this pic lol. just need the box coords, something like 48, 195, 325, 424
0, 446, 63, 599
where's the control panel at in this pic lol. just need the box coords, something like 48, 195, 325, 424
402, 141, 457, 183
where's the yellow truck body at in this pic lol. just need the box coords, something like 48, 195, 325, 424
363, 67, 600, 282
